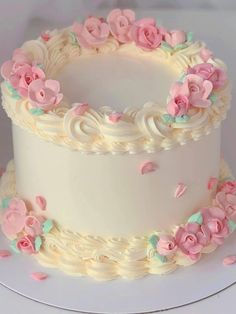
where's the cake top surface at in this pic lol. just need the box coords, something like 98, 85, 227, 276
0, 9, 231, 154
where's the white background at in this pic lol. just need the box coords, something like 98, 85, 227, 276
0, 1, 236, 313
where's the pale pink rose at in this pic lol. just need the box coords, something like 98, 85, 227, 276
218, 181, 236, 195
9, 64, 45, 97
188, 63, 226, 89
215, 191, 236, 222
167, 94, 190, 117
1, 49, 31, 80
24, 215, 43, 237
72, 17, 110, 49
1, 198, 27, 237
175, 223, 210, 260
131, 18, 162, 51
200, 48, 213, 63
180, 74, 213, 108
202, 207, 229, 245
28, 79, 63, 111
107, 9, 135, 43
16, 235, 35, 254
164, 30, 186, 47
156, 235, 177, 256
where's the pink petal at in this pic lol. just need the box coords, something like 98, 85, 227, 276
123, 9, 135, 21
227, 194, 236, 205
208, 177, 218, 190
41, 32, 50, 42
73, 103, 89, 116
191, 98, 211, 108
223, 255, 236, 266
202, 80, 213, 99
108, 112, 123, 123
31, 272, 48, 281
1, 60, 14, 80
186, 223, 200, 233
200, 48, 213, 62
208, 206, 226, 220
45, 79, 60, 93
28, 79, 45, 93
139, 161, 157, 175
0, 167, 5, 177
36, 196, 47, 210
0, 250, 11, 258
174, 183, 187, 198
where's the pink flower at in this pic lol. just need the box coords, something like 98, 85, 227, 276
200, 48, 213, 63
215, 191, 236, 222
16, 235, 35, 254
131, 18, 162, 51
164, 30, 186, 47
202, 207, 229, 245
107, 9, 135, 43
1, 49, 31, 80
24, 215, 43, 237
28, 79, 63, 111
156, 235, 177, 256
1, 198, 27, 237
188, 63, 226, 89
180, 74, 213, 108
9, 64, 45, 97
167, 94, 190, 117
175, 223, 210, 260
72, 17, 110, 49
218, 181, 236, 195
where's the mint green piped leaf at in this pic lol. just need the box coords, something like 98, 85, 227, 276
29, 108, 44, 116
177, 72, 186, 83
69, 31, 79, 46
187, 32, 193, 42
174, 43, 188, 51
10, 239, 20, 254
37, 63, 44, 69
161, 42, 173, 52
154, 252, 168, 263
162, 114, 175, 124
228, 220, 236, 233
209, 93, 218, 103
5, 82, 21, 99
42, 219, 54, 234
35, 236, 43, 252
148, 234, 159, 249
175, 115, 190, 123
188, 212, 203, 225
1, 197, 11, 209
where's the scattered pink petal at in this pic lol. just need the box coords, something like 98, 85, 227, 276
41, 32, 50, 42
0, 250, 11, 258
208, 177, 218, 190
200, 48, 213, 62
31, 272, 48, 281
36, 196, 47, 211
0, 167, 5, 177
108, 112, 123, 123
223, 255, 236, 266
73, 103, 89, 116
174, 183, 187, 198
139, 161, 157, 175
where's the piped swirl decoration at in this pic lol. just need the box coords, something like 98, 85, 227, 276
0, 10, 231, 154
0, 160, 235, 280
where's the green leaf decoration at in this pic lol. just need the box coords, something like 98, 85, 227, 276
42, 219, 54, 234
228, 220, 236, 233
10, 239, 20, 254
161, 42, 173, 52
35, 236, 43, 252
29, 108, 44, 116
37, 63, 44, 69
174, 43, 188, 51
175, 115, 190, 123
187, 32, 193, 42
5, 82, 21, 100
1, 197, 11, 209
209, 93, 218, 103
177, 72, 187, 83
148, 234, 159, 249
188, 212, 203, 225
162, 114, 175, 124
154, 252, 168, 263
69, 31, 79, 46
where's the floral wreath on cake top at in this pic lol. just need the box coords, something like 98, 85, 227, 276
0, 9, 231, 154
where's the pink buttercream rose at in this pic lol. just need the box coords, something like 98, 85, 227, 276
175, 223, 210, 260
1, 198, 27, 237
72, 17, 110, 49
28, 79, 63, 111
164, 30, 186, 47
107, 9, 135, 43
167, 94, 190, 117
16, 235, 35, 254
188, 63, 226, 89
218, 181, 236, 195
131, 18, 162, 51
202, 207, 229, 245
156, 235, 177, 256
215, 191, 236, 222
24, 215, 43, 237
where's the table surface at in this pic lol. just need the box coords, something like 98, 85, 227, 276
0, 8, 236, 314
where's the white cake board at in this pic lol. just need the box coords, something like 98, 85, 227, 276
0, 234, 236, 314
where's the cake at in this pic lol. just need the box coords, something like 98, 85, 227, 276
0, 9, 235, 281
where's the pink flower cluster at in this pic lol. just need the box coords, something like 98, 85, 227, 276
1, 198, 45, 254
167, 63, 227, 117
156, 180, 236, 261
72, 9, 187, 51
1, 49, 63, 111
